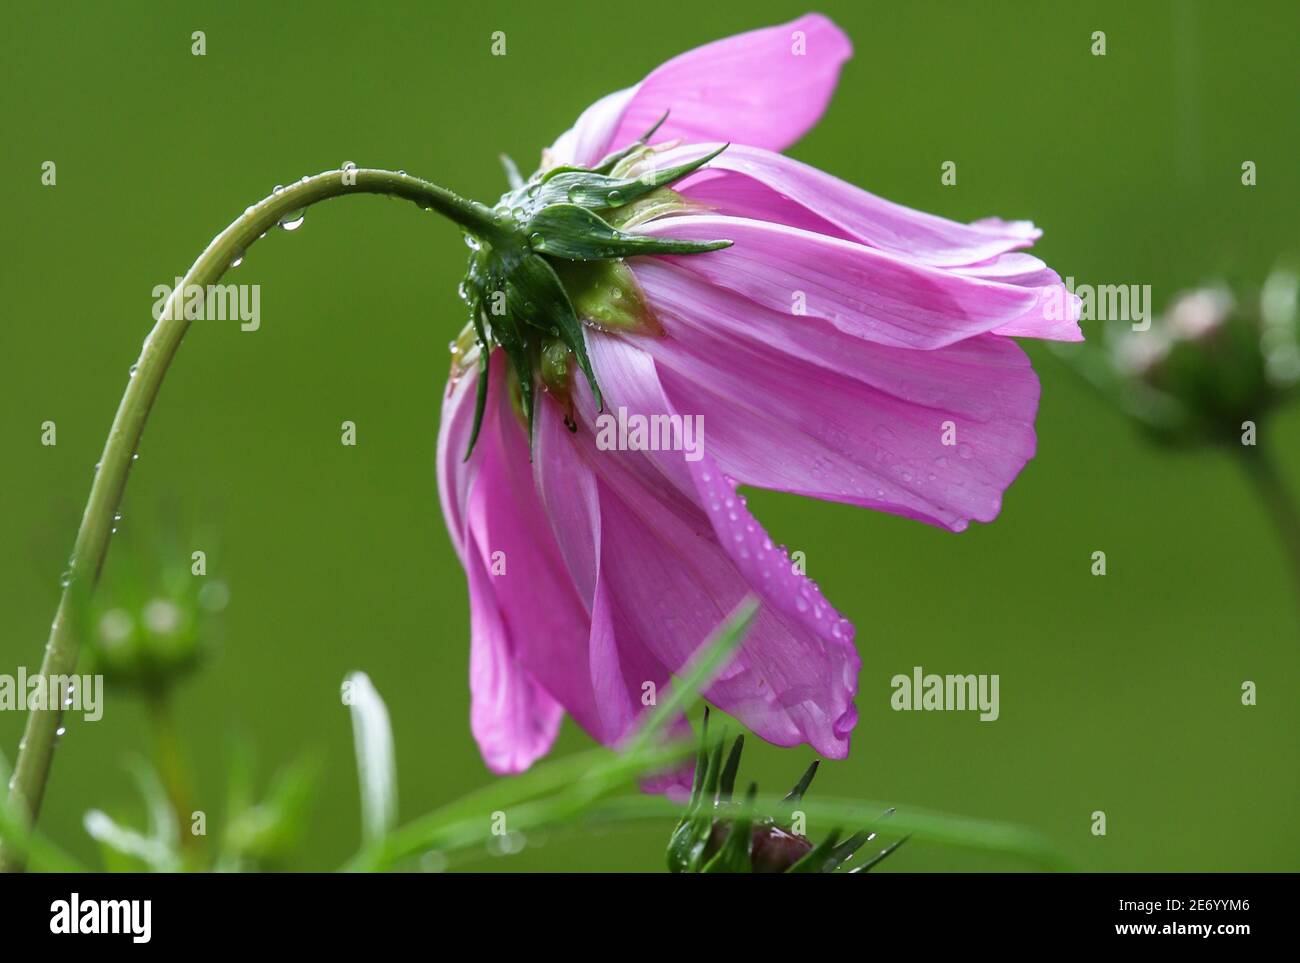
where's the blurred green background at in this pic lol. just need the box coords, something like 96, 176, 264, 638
2, 0, 1297, 871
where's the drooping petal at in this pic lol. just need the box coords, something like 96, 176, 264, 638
551, 336, 860, 758
544, 88, 637, 171
436, 367, 480, 562
532, 399, 678, 746
626, 260, 1042, 531
655, 142, 1045, 267
640, 215, 1080, 349
463, 527, 564, 774
546, 14, 852, 168
952, 252, 1083, 341
438, 353, 578, 773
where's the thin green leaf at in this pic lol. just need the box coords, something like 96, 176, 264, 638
127, 759, 177, 850
344, 596, 759, 871
347, 739, 692, 871
219, 754, 320, 870
547, 794, 1072, 873
624, 595, 758, 755
340, 596, 1064, 875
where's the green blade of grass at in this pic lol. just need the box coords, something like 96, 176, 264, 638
344, 597, 759, 872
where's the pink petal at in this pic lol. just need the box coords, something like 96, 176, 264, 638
952, 253, 1083, 340
660, 143, 1045, 267
560, 336, 860, 758
436, 367, 480, 562
547, 14, 851, 168
532, 398, 679, 746
439, 353, 575, 773
628, 260, 1042, 531
545, 87, 636, 170
641, 214, 1078, 349
464, 528, 564, 775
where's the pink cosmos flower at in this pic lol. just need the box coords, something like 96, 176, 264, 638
438, 13, 1083, 775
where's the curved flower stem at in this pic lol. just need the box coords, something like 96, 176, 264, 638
0, 169, 504, 872
1236, 444, 1300, 621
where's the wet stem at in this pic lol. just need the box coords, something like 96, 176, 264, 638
0, 169, 504, 872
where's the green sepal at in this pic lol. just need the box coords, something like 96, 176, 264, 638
606, 144, 657, 181
718, 735, 745, 804
590, 110, 671, 174
669, 723, 723, 871
677, 725, 727, 871
783, 760, 820, 802
700, 730, 726, 802
463, 345, 490, 463
848, 834, 911, 873
466, 250, 537, 441
667, 708, 716, 873
534, 144, 728, 212
460, 276, 494, 462
602, 187, 710, 230
687, 707, 711, 809
823, 829, 872, 871
539, 337, 571, 395
505, 254, 602, 411
527, 204, 731, 260
488, 297, 535, 438
666, 811, 715, 873
538, 111, 671, 190
550, 258, 662, 336
701, 783, 756, 873
464, 108, 733, 461
785, 828, 842, 873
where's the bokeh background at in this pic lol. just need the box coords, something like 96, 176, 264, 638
2, 0, 1297, 871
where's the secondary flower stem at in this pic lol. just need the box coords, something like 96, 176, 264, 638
145, 688, 196, 860
0, 169, 503, 873
1236, 444, 1300, 622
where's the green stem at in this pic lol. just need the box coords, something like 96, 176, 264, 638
0, 169, 503, 872
1236, 443, 1300, 618
144, 689, 195, 859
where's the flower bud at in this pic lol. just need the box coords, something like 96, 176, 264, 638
1105, 272, 1298, 446
81, 557, 226, 693
667, 711, 906, 873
